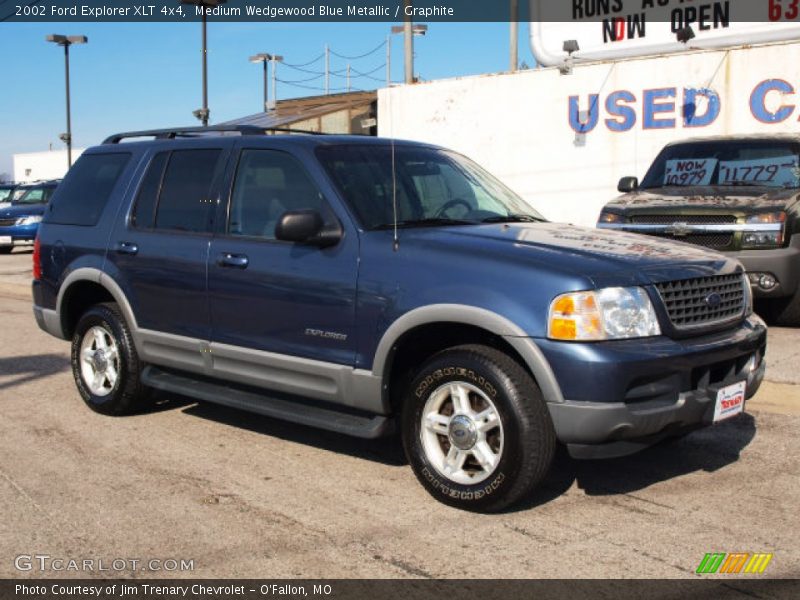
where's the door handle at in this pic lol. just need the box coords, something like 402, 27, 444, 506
115, 241, 139, 255
217, 253, 249, 269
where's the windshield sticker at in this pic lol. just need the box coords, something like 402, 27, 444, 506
664, 159, 717, 186
719, 155, 799, 187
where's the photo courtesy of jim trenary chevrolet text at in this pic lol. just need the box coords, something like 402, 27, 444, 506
0, 0, 799, 598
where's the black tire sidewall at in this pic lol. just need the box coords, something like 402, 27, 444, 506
402, 352, 529, 511
71, 305, 134, 414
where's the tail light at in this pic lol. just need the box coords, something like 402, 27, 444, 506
33, 236, 42, 281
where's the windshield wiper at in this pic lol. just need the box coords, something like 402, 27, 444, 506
374, 218, 475, 230
481, 214, 545, 224
724, 181, 770, 188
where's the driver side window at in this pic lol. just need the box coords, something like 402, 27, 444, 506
228, 149, 326, 239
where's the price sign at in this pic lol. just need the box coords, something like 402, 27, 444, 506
664, 159, 717, 186
719, 156, 799, 186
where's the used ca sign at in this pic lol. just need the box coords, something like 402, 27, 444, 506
568, 79, 800, 134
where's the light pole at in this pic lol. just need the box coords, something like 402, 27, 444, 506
249, 54, 270, 112
390, 23, 427, 84
45, 34, 87, 169
269, 55, 283, 110
181, 0, 227, 126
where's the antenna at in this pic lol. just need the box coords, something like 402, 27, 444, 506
388, 86, 399, 252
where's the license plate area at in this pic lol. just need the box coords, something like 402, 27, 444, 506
0, 236, 11, 246
713, 381, 746, 423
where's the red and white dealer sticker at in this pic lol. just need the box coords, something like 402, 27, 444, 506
713, 381, 747, 423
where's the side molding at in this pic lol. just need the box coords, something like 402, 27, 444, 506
372, 304, 565, 405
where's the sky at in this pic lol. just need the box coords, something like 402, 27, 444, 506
0, 21, 538, 177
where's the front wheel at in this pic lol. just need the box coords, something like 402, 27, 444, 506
401, 344, 556, 512
767, 288, 800, 327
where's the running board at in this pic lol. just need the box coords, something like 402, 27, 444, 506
141, 366, 392, 439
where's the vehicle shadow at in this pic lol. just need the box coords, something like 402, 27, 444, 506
514, 413, 758, 512
178, 398, 407, 467
0, 353, 70, 392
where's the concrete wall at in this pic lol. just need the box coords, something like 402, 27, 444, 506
13, 149, 85, 183
378, 41, 800, 227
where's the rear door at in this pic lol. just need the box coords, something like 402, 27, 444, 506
207, 144, 359, 391
108, 142, 231, 372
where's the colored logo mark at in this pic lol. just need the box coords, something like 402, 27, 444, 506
696, 552, 773, 574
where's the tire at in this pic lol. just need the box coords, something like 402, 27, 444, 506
767, 290, 800, 327
0, 247, 12, 254
401, 344, 556, 512
70, 302, 152, 416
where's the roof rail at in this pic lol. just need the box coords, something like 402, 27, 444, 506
102, 125, 326, 144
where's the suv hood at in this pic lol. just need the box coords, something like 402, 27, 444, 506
412, 222, 737, 289
0, 203, 46, 219
607, 186, 799, 213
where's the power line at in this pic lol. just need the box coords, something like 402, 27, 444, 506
282, 53, 324, 68
329, 40, 387, 60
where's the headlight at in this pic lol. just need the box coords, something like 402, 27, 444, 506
742, 273, 754, 317
548, 287, 661, 341
598, 211, 624, 225
15, 215, 42, 226
743, 212, 785, 248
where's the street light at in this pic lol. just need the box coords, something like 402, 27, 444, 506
180, 0, 227, 126
249, 53, 271, 112
390, 23, 428, 85
45, 34, 87, 169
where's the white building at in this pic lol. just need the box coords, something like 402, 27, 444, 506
13, 148, 85, 183
379, 41, 800, 227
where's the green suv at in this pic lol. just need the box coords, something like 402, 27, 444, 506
599, 135, 800, 326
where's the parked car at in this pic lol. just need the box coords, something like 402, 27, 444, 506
599, 135, 800, 325
33, 126, 766, 512
0, 180, 59, 254
0, 183, 17, 209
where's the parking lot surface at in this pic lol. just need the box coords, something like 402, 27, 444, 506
1, 250, 798, 579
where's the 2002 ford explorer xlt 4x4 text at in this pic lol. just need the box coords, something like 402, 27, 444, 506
32, 126, 767, 512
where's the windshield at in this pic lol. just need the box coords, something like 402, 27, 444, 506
14, 186, 54, 205
0, 187, 13, 202
641, 140, 800, 190
316, 144, 544, 230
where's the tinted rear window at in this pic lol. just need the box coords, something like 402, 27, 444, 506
46, 153, 131, 226
154, 149, 221, 233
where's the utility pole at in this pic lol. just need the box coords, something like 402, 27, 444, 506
403, 0, 413, 84
201, 11, 208, 125
249, 54, 270, 112
324, 44, 330, 95
510, 0, 519, 72
346, 64, 351, 92
386, 34, 391, 87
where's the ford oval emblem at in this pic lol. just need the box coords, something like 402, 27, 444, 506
705, 292, 723, 308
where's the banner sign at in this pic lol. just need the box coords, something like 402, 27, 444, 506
530, 1, 800, 66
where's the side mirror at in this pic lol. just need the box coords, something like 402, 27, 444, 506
275, 209, 341, 247
618, 176, 639, 193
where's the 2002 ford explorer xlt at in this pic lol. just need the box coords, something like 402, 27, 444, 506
32, 126, 766, 512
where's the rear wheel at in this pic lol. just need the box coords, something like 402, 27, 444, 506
0, 247, 12, 255
401, 344, 556, 512
71, 303, 152, 415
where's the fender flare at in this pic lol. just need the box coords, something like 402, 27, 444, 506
371, 304, 565, 404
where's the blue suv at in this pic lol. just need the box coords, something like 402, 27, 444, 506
33, 126, 767, 511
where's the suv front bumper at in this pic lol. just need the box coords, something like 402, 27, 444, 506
539, 314, 767, 459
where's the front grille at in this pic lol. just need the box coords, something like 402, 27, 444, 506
0, 218, 16, 227
649, 232, 733, 250
631, 214, 737, 225
656, 274, 746, 331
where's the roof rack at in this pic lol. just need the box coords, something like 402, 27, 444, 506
102, 125, 326, 145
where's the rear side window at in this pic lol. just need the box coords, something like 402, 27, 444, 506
154, 149, 221, 233
46, 153, 131, 226
131, 152, 168, 228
